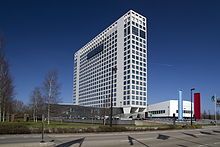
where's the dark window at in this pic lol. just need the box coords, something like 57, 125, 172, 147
132, 26, 138, 36
124, 29, 127, 37
140, 30, 145, 39
127, 26, 130, 35
87, 44, 104, 59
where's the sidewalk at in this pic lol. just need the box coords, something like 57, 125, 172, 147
0, 142, 55, 147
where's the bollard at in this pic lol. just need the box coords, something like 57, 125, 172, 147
173, 113, 176, 126
41, 114, 45, 143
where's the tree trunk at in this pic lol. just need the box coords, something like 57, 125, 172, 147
33, 112, 35, 122
47, 103, 50, 124
47, 81, 52, 125
0, 92, 3, 122
6, 112, 9, 122
33, 106, 36, 122
0, 103, 1, 122
2, 104, 5, 122
36, 109, 37, 122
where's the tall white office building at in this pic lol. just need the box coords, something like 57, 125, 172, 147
73, 10, 147, 114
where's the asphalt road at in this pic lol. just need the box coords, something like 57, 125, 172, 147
0, 126, 220, 147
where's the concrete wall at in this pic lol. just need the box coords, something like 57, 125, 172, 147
116, 13, 124, 108
50, 104, 123, 119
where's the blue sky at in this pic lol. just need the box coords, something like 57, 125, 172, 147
0, 0, 220, 113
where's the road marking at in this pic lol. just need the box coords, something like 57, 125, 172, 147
214, 142, 220, 144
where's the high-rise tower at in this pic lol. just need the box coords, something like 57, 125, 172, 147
73, 10, 147, 114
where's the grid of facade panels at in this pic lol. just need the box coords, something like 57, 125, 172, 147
78, 30, 118, 108
73, 10, 147, 111
73, 21, 118, 108
123, 11, 147, 107
73, 54, 77, 104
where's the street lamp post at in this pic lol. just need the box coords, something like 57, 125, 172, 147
110, 66, 117, 127
215, 94, 217, 126
190, 88, 195, 126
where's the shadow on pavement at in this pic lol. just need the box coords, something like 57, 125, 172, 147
200, 131, 213, 135
56, 137, 85, 147
182, 132, 198, 138
157, 133, 212, 147
157, 134, 170, 140
177, 144, 188, 147
128, 135, 150, 147
213, 130, 220, 133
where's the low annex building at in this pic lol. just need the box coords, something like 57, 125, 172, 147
148, 100, 193, 118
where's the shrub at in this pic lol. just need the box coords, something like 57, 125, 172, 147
0, 122, 203, 134
0, 122, 31, 134
97, 126, 128, 132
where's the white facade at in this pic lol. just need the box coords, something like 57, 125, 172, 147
73, 10, 147, 114
148, 100, 194, 118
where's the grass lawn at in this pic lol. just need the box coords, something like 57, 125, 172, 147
44, 121, 100, 128
3, 121, 100, 128
0, 120, 202, 134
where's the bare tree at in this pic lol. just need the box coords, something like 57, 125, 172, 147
0, 52, 14, 122
12, 99, 26, 117
42, 70, 61, 124
0, 36, 3, 122
208, 110, 211, 119
30, 87, 45, 122
202, 110, 207, 119
0, 33, 6, 52
12, 99, 24, 114
0, 36, 5, 50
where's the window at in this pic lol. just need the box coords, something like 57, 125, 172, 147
132, 85, 135, 89
149, 110, 165, 114
124, 29, 127, 37
140, 30, 145, 39
87, 44, 104, 59
127, 26, 130, 35
132, 26, 138, 36
132, 75, 135, 79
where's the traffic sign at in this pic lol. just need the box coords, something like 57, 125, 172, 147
211, 95, 220, 105
217, 99, 220, 105
211, 96, 215, 102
